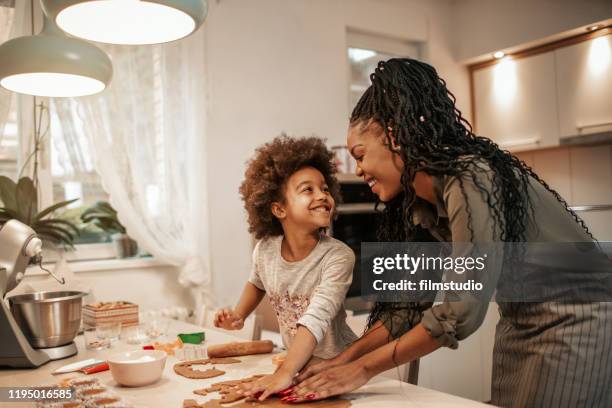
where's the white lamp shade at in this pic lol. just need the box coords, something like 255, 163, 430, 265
0, 32, 113, 97
43, 0, 208, 45
1, 73, 105, 98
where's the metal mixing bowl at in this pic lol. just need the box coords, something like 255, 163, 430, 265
8, 291, 86, 348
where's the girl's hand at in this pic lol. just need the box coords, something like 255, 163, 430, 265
295, 356, 343, 382
237, 369, 295, 401
213, 308, 244, 330
289, 361, 371, 402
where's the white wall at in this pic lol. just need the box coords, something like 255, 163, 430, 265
452, 0, 612, 62
204, 0, 472, 307
17, 264, 192, 312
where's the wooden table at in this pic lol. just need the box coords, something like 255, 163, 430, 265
0, 320, 488, 407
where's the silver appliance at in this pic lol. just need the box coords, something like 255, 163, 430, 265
0, 219, 85, 368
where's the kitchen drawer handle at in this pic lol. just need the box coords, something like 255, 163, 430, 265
570, 204, 612, 212
498, 137, 541, 149
576, 121, 612, 132
337, 203, 378, 214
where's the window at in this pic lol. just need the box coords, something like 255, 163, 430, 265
347, 30, 422, 111
0, 3, 156, 262
0, 93, 18, 180
0, 3, 17, 180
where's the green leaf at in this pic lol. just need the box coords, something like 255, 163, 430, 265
80, 201, 125, 234
81, 211, 111, 222
35, 218, 80, 237
96, 201, 117, 215
37, 222, 77, 237
34, 199, 79, 222
82, 213, 115, 222
0, 176, 17, 211
80, 208, 99, 218
36, 231, 62, 245
0, 206, 26, 224
82, 202, 116, 219
15, 177, 37, 223
36, 230, 74, 249
0, 207, 21, 219
35, 225, 76, 246
94, 219, 125, 234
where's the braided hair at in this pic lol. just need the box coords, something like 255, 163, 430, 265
352, 58, 593, 332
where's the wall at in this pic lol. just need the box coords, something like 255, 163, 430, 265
203, 0, 471, 307
452, 0, 612, 62
17, 262, 192, 313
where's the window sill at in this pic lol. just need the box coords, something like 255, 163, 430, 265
26, 257, 173, 276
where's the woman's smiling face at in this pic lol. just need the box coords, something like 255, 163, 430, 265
347, 121, 404, 202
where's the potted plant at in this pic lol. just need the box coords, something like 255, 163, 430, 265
0, 176, 79, 249
81, 201, 138, 258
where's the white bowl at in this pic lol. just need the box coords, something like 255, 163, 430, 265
107, 350, 167, 387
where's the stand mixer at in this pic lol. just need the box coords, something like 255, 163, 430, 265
0, 219, 85, 368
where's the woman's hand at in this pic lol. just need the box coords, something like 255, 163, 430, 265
295, 356, 344, 382
236, 369, 295, 401
289, 361, 372, 402
213, 308, 244, 330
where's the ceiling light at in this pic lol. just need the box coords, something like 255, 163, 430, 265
0, 14, 112, 97
493, 51, 505, 59
586, 24, 603, 32
43, 0, 208, 45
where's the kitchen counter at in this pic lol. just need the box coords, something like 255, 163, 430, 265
0, 320, 488, 407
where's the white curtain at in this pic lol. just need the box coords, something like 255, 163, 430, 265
52, 27, 213, 309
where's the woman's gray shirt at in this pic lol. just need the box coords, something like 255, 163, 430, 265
394, 162, 593, 347
383, 162, 612, 407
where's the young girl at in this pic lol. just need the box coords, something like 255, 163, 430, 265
214, 135, 357, 401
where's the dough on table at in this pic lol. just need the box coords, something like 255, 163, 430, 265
174, 358, 241, 379
271, 352, 286, 366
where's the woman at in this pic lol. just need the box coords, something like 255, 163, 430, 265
287, 59, 612, 407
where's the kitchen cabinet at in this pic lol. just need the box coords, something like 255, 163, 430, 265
555, 35, 612, 140
473, 52, 559, 151
472, 32, 612, 152
577, 209, 612, 241
418, 303, 498, 402
513, 151, 534, 168
569, 145, 612, 205
345, 305, 498, 402
532, 148, 573, 203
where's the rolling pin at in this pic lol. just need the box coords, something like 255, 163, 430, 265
207, 340, 274, 358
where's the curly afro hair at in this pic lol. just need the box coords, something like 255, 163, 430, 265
239, 135, 340, 239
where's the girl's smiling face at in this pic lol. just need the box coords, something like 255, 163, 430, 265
272, 166, 335, 231
347, 121, 404, 202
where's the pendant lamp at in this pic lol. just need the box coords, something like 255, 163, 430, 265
0, 7, 113, 97
43, 0, 208, 45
